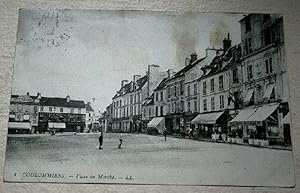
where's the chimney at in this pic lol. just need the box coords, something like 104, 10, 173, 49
223, 33, 232, 52
121, 80, 128, 87
185, 58, 190, 66
190, 53, 197, 64
66, 95, 70, 102
133, 75, 141, 83
167, 69, 175, 78
37, 92, 41, 99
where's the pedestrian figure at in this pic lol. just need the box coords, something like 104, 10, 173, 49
99, 132, 103, 149
188, 128, 194, 139
118, 133, 123, 149
163, 128, 167, 141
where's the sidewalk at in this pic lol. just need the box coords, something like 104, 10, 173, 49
163, 133, 292, 151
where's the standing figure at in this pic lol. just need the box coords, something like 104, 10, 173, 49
163, 128, 167, 141
118, 133, 123, 149
99, 132, 103, 149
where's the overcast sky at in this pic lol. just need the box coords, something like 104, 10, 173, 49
12, 10, 243, 113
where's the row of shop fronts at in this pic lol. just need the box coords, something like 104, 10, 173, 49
142, 102, 290, 146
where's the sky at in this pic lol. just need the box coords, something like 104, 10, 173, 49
12, 10, 243, 113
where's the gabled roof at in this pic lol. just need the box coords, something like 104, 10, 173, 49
40, 97, 85, 108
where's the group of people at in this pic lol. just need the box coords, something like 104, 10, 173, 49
98, 132, 123, 150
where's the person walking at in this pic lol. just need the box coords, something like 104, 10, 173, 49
118, 133, 123, 149
98, 131, 103, 149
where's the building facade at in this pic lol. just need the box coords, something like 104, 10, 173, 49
229, 14, 289, 144
38, 95, 86, 133
8, 93, 40, 134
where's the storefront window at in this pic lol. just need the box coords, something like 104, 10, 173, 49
268, 126, 280, 137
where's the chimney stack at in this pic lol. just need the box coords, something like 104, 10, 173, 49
133, 75, 141, 83
66, 95, 70, 102
167, 69, 175, 78
185, 58, 190, 66
121, 80, 128, 87
37, 92, 41, 99
190, 53, 197, 64
223, 33, 232, 52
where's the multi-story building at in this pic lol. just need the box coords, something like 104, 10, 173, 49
229, 14, 289, 144
192, 38, 239, 138
8, 92, 40, 134
111, 74, 147, 132
111, 64, 169, 133
38, 95, 86, 133
85, 102, 94, 132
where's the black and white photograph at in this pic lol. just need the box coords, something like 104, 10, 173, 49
4, 9, 294, 187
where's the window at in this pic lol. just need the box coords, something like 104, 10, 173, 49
155, 106, 158, 116
187, 102, 191, 112
194, 100, 197, 112
138, 94, 140, 102
160, 91, 163, 101
180, 101, 184, 112
180, 83, 184, 95
246, 38, 252, 54
116, 101, 119, 107
78, 108, 81, 114
40, 106, 44, 112
220, 95, 225, 109
174, 86, 177, 97
219, 75, 224, 90
210, 78, 215, 92
34, 106, 38, 112
134, 106, 136, 115
130, 95, 133, 104
194, 83, 197, 95
245, 16, 251, 32
127, 107, 129, 116
130, 106, 133, 116
49, 107, 52, 112
71, 108, 74, 113
211, 97, 215, 111
266, 58, 273, 74
232, 68, 238, 83
247, 65, 253, 80
120, 100, 122, 106
160, 106, 163, 116
60, 108, 63, 113
134, 95, 136, 103
187, 85, 190, 96
156, 92, 159, 101
203, 99, 207, 111
203, 81, 207, 95
167, 87, 171, 98
149, 108, 151, 117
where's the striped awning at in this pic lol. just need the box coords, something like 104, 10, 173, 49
48, 122, 66, 128
8, 122, 31, 129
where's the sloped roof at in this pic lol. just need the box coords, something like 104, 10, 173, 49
154, 77, 169, 91
113, 75, 147, 99
40, 97, 85, 108
168, 57, 206, 81
85, 103, 94, 112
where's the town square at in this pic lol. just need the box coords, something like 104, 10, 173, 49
4, 10, 294, 186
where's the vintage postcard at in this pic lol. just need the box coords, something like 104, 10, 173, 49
4, 10, 294, 187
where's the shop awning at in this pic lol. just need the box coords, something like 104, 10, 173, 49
48, 122, 66, 129
147, 117, 164, 128
229, 107, 257, 125
244, 88, 254, 103
282, 112, 290, 125
229, 103, 279, 125
191, 111, 224, 125
246, 103, 279, 123
8, 122, 31, 129
263, 84, 274, 99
